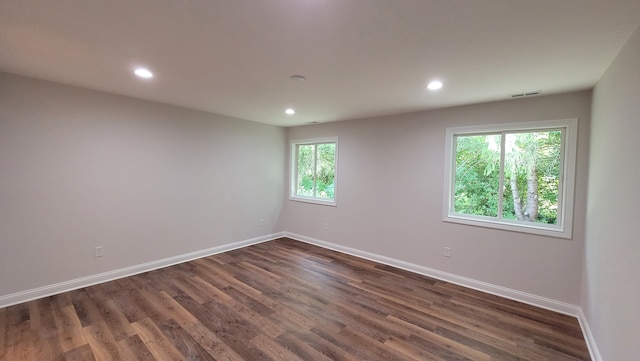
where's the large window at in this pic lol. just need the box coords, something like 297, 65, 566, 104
290, 137, 338, 206
443, 119, 577, 238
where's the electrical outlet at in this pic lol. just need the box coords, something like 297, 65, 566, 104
323, 222, 328, 231
443, 247, 452, 258
259, 218, 264, 227
94, 246, 104, 258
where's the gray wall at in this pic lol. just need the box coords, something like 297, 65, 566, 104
0, 72, 285, 296
584, 25, 640, 361
0, 71, 592, 309
279, 91, 591, 304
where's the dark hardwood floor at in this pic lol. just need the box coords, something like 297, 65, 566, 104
1, 238, 591, 360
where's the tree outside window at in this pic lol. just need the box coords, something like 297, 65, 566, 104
290, 138, 338, 206
454, 130, 561, 224
444, 120, 577, 238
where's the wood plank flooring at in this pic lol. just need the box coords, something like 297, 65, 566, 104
1, 238, 591, 360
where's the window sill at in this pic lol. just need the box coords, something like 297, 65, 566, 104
443, 214, 571, 239
289, 196, 337, 207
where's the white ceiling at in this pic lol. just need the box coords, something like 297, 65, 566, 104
2, 1, 640, 127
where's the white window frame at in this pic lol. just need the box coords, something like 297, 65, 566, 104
443, 119, 578, 239
290, 137, 338, 206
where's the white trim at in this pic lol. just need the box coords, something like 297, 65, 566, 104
0, 232, 285, 308
577, 308, 603, 361
284, 231, 580, 316
289, 195, 337, 206
285, 231, 602, 360
443, 118, 578, 239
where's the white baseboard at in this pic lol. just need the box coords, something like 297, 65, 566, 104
0, 231, 600, 361
0, 232, 285, 308
284, 232, 580, 316
577, 308, 603, 361
285, 231, 605, 361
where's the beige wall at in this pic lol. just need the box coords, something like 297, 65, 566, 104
279, 91, 591, 304
0, 72, 285, 296
584, 25, 640, 361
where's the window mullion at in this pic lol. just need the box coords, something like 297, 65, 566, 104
312, 144, 318, 197
451, 135, 458, 215
556, 129, 565, 225
498, 132, 506, 220
294, 144, 300, 197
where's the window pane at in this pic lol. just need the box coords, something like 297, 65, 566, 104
502, 130, 561, 224
445, 120, 575, 238
290, 137, 338, 206
315, 143, 336, 199
296, 144, 315, 197
454, 134, 501, 217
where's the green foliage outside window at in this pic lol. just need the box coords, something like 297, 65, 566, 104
454, 130, 562, 225
296, 142, 335, 200
454, 135, 501, 217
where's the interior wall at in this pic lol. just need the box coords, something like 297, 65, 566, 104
584, 25, 640, 361
279, 91, 591, 304
0, 72, 285, 297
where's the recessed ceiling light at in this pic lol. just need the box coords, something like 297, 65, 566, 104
285, 108, 295, 115
134, 68, 154, 79
427, 80, 443, 90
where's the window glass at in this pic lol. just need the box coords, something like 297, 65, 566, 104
291, 138, 338, 206
454, 134, 501, 217
444, 120, 577, 238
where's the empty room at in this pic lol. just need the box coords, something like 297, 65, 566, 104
1, 1, 639, 360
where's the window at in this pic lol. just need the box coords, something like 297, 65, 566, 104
290, 137, 338, 206
443, 119, 577, 238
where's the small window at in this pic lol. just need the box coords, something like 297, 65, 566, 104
290, 137, 338, 206
443, 119, 577, 238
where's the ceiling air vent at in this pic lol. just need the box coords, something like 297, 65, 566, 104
511, 91, 541, 98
